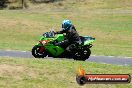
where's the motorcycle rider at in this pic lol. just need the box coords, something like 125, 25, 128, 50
54, 20, 81, 57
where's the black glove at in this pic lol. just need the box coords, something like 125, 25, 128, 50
51, 40, 56, 45
52, 31, 56, 34
54, 42, 61, 46
51, 40, 61, 46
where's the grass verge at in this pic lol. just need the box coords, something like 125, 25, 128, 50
0, 56, 131, 88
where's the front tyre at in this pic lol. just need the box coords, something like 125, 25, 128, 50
32, 45, 47, 58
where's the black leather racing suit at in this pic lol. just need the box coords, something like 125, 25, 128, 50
55, 25, 80, 54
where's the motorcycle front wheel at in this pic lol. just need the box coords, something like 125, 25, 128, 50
32, 45, 47, 58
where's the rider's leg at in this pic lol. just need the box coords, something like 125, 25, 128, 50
65, 44, 76, 58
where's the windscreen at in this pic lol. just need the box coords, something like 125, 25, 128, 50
43, 32, 55, 38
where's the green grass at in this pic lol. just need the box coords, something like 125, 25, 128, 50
8, 0, 132, 10
0, 56, 131, 88
0, 0, 132, 57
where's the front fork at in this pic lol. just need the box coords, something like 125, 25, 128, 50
39, 46, 45, 53
36, 42, 45, 53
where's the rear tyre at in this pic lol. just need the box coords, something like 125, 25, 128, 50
32, 45, 47, 58
73, 48, 91, 61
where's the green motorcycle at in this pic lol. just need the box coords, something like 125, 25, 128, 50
32, 31, 95, 61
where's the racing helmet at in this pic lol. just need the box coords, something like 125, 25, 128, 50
62, 20, 72, 31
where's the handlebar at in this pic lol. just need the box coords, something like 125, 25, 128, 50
43, 31, 56, 38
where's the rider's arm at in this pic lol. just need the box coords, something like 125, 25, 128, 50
55, 29, 65, 34
54, 39, 69, 46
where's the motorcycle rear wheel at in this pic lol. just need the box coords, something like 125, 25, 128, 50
73, 48, 91, 61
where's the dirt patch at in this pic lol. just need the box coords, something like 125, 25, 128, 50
0, 64, 24, 74
0, 64, 39, 79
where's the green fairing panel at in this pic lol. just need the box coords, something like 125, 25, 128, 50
84, 40, 95, 45
35, 34, 64, 57
39, 34, 64, 42
40, 36, 54, 41
45, 44, 64, 56
55, 34, 64, 42
40, 36, 45, 40
83, 36, 95, 45
43, 34, 64, 56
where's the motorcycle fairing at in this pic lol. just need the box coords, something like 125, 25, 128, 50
45, 44, 64, 56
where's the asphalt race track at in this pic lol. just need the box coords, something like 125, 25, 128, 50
0, 50, 132, 66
